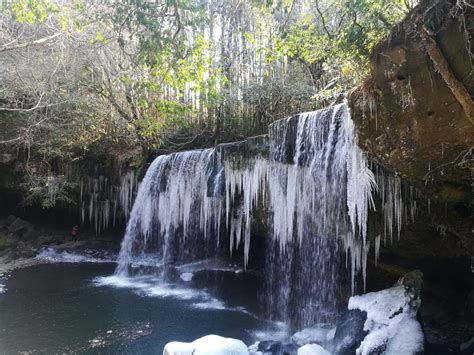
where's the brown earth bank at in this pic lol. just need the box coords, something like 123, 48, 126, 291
349, 0, 473, 190
348, 0, 473, 350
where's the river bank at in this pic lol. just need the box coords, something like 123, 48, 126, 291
0, 215, 120, 287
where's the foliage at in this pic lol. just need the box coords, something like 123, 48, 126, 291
20, 174, 77, 208
0, 0, 418, 208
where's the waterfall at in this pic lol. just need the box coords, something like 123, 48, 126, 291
115, 149, 223, 277
263, 104, 376, 326
114, 103, 386, 328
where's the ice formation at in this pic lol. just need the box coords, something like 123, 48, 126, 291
223, 156, 267, 266
80, 171, 137, 235
113, 103, 408, 327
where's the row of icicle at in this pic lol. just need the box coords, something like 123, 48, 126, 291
114, 104, 408, 294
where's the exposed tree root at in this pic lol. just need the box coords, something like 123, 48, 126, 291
420, 27, 474, 125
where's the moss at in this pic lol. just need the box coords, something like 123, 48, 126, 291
0, 232, 10, 251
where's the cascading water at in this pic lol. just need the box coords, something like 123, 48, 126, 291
115, 149, 224, 277
262, 104, 376, 327
114, 103, 397, 328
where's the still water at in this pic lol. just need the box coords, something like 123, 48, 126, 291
0, 262, 282, 354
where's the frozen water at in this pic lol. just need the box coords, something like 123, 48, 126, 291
80, 171, 137, 235
111, 103, 408, 328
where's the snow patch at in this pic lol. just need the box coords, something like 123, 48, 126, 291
163, 335, 249, 355
163, 341, 195, 355
297, 344, 331, 355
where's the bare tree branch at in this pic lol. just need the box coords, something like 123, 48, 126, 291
0, 32, 61, 52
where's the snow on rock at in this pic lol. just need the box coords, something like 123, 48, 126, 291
179, 272, 194, 282
163, 335, 249, 355
163, 341, 195, 355
385, 317, 424, 354
347, 271, 424, 355
193, 335, 249, 355
291, 326, 329, 346
297, 344, 331, 355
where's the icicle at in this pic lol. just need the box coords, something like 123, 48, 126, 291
375, 235, 381, 266
223, 156, 267, 267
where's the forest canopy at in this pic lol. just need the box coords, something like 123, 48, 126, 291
0, 0, 416, 207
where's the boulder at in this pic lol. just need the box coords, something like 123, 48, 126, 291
258, 340, 282, 354
344, 271, 424, 355
163, 335, 249, 355
397, 269, 423, 296
297, 344, 330, 355
256, 340, 298, 355
332, 309, 367, 355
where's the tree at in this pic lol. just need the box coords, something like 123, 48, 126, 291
0, 0, 418, 209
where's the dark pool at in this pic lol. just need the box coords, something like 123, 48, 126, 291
0, 262, 283, 354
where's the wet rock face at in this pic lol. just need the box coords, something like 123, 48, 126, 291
349, 0, 473, 189
332, 309, 367, 355
216, 134, 269, 169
